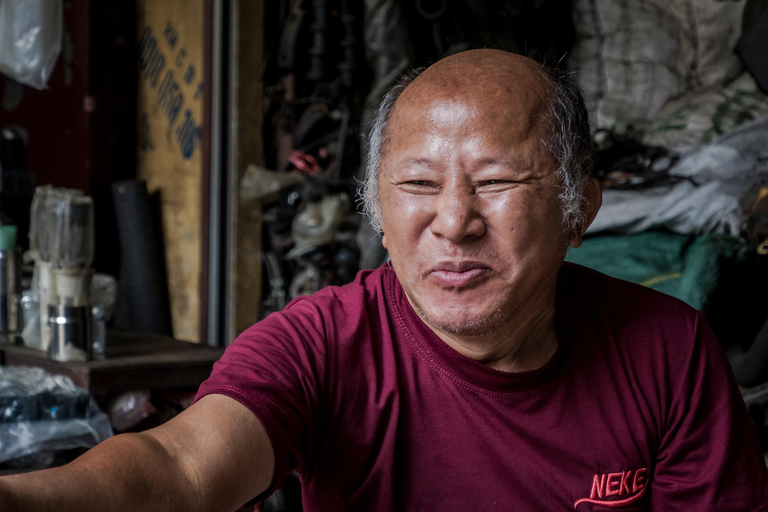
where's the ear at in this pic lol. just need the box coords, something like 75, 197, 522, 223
569, 177, 602, 248
381, 232, 388, 249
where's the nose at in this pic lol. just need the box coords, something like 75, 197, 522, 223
430, 186, 486, 242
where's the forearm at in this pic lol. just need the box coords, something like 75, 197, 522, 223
0, 394, 275, 512
0, 431, 201, 512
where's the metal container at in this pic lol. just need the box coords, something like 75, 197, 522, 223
91, 305, 107, 359
0, 249, 20, 342
47, 304, 91, 362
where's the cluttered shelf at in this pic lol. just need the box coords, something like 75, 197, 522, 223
0, 331, 224, 398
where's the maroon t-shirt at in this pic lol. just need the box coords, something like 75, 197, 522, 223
196, 263, 768, 510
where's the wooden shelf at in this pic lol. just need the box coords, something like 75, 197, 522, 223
0, 331, 224, 397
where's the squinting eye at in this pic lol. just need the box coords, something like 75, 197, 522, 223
476, 180, 519, 193
399, 181, 439, 194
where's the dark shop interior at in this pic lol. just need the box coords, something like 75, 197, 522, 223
1, 0, 768, 510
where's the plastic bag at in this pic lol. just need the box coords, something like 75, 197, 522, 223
108, 391, 156, 432
239, 165, 305, 204
0, 367, 113, 465
0, 0, 63, 90
588, 115, 768, 237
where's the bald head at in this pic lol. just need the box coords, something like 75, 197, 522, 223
362, 49, 594, 236
397, 50, 550, 97
386, 50, 552, 162
396, 50, 551, 118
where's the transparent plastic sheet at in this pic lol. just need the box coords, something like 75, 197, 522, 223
20, 269, 44, 350
0, 367, 113, 465
587, 114, 768, 236
90, 274, 117, 316
286, 194, 349, 260
0, 0, 63, 90
239, 165, 305, 204
108, 391, 155, 432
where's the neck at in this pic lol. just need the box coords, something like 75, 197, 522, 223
416, 292, 559, 373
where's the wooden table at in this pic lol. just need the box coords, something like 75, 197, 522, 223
0, 331, 225, 397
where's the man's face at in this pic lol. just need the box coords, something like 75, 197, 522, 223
379, 79, 570, 342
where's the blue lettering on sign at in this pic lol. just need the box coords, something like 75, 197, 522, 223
175, 110, 201, 160
183, 65, 195, 85
157, 70, 183, 127
138, 27, 165, 88
138, 21, 205, 159
176, 48, 187, 67
193, 82, 204, 101
163, 21, 178, 50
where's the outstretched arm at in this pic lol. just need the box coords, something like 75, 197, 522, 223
0, 394, 274, 512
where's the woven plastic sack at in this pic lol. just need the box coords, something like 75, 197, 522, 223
644, 72, 768, 150
569, 0, 746, 132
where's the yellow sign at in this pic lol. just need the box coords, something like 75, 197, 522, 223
136, 1, 204, 342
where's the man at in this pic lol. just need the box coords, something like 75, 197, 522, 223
1, 49, 766, 511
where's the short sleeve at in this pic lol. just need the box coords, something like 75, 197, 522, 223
651, 312, 768, 510
194, 297, 328, 500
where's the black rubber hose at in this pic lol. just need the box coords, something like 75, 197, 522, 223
112, 180, 173, 336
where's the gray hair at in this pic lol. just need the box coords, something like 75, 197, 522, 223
361, 63, 594, 236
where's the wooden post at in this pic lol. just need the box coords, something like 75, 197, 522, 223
229, 1, 265, 342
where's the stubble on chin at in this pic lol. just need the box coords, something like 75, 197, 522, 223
408, 295, 510, 338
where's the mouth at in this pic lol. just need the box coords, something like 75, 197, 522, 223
428, 261, 492, 287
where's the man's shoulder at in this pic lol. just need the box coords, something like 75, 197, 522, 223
249, 265, 396, 343
559, 263, 710, 386
233, 266, 397, 360
560, 262, 701, 335
561, 262, 698, 312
